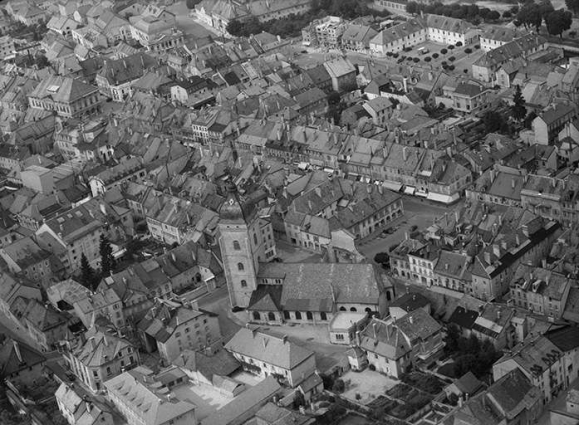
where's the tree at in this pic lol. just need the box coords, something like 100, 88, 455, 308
502, 10, 512, 18
406, 1, 419, 14
483, 110, 508, 133
80, 253, 96, 289
186, 0, 200, 8
487, 10, 500, 20
374, 252, 390, 265
545, 9, 572, 38
517, 3, 543, 30
538, 0, 555, 21
566, 0, 579, 14
512, 85, 527, 121
99, 234, 116, 277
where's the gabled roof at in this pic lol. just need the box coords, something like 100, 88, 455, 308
29, 75, 98, 104
225, 327, 314, 370
0, 338, 46, 378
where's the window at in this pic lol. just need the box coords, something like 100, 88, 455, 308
320, 312, 327, 321
253, 233, 258, 245
233, 240, 240, 250
237, 263, 244, 271
241, 280, 247, 288
306, 311, 313, 321
295, 311, 302, 320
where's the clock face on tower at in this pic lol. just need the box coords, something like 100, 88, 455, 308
229, 198, 235, 205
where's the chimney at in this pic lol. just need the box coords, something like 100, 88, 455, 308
511, 178, 515, 189
282, 335, 288, 344
445, 263, 449, 271
86, 403, 92, 413
405, 231, 409, 240
171, 252, 176, 262
497, 309, 501, 320
13, 341, 22, 363
402, 76, 408, 93
372, 322, 377, 339
484, 251, 491, 264
403, 147, 407, 161
409, 315, 414, 324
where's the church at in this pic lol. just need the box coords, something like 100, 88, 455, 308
218, 184, 394, 325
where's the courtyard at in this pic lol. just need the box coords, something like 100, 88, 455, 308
172, 382, 234, 420
340, 369, 399, 405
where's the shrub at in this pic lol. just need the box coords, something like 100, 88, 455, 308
455, 41, 463, 47
424, 57, 431, 62
369, 364, 376, 371
406, 57, 413, 61
441, 61, 447, 66
392, 53, 399, 58
465, 48, 472, 54
448, 65, 455, 71
432, 53, 439, 58
441, 48, 447, 54
413, 57, 420, 62
448, 56, 456, 62
448, 45, 455, 50
355, 393, 362, 401
333, 379, 345, 393
474, 44, 480, 49
403, 46, 412, 52
374, 252, 390, 264
410, 224, 418, 231
463, 69, 468, 74
386, 51, 393, 57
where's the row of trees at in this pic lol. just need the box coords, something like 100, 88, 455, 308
406, 2, 503, 23
227, 0, 390, 38
80, 235, 117, 291
516, 0, 572, 37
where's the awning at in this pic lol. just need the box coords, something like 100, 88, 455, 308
382, 181, 403, 192
404, 186, 416, 195
427, 192, 459, 204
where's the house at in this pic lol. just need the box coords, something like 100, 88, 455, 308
0, 338, 46, 381
447, 368, 542, 425
369, 19, 427, 56
426, 14, 477, 45
480, 26, 524, 52
358, 317, 411, 378
510, 265, 573, 319
323, 58, 357, 93
358, 309, 444, 377
0, 273, 42, 326
473, 34, 547, 84
450, 82, 491, 114
35, 204, 106, 273
492, 332, 578, 404
341, 24, 377, 53
11, 4, 46, 25
72, 287, 125, 330
433, 250, 470, 293
56, 383, 114, 425
64, 328, 140, 393
0, 237, 53, 286
95, 53, 158, 101
302, 16, 346, 48
104, 365, 196, 425
87, 157, 146, 197
225, 327, 316, 387
532, 103, 577, 145
362, 97, 393, 125
202, 377, 283, 425
388, 292, 431, 321
471, 303, 515, 349
173, 349, 240, 389
444, 371, 484, 400
96, 263, 172, 322
28, 75, 102, 119
137, 299, 222, 363
16, 298, 75, 352
47, 15, 79, 37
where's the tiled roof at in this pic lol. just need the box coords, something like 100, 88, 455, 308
0, 338, 45, 378
225, 327, 314, 370
395, 308, 442, 343
29, 75, 98, 104
390, 292, 430, 312
73, 330, 134, 368
359, 318, 411, 359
